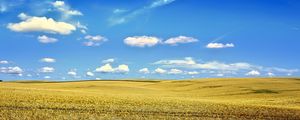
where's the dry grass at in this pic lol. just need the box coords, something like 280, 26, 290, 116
1, 78, 300, 119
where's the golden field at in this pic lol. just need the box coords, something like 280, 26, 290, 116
0, 78, 300, 119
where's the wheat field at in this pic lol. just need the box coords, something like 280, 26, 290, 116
0, 78, 300, 119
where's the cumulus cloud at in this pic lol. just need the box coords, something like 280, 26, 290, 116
86, 71, 94, 77
0, 66, 23, 74
206, 43, 234, 49
154, 68, 167, 74
0, 60, 9, 64
40, 58, 56, 63
168, 69, 183, 74
51, 1, 82, 19
246, 70, 260, 76
124, 36, 161, 47
18, 12, 31, 20
95, 63, 130, 73
67, 69, 77, 76
102, 58, 115, 64
164, 36, 198, 45
139, 68, 150, 74
37, 35, 58, 43
95, 64, 114, 73
39, 67, 55, 73
115, 64, 130, 73
7, 14, 76, 35
83, 35, 108, 47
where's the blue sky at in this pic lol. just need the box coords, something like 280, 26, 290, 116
0, 0, 300, 80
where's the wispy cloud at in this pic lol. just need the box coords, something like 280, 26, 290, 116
109, 0, 176, 25
83, 35, 108, 47
0, 0, 24, 13
206, 43, 234, 49
51, 1, 83, 20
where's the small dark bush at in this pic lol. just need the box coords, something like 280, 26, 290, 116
252, 89, 279, 94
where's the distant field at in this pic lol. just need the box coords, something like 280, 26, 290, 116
1, 78, 300, 119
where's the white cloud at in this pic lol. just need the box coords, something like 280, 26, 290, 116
246, 70, 260, 76
154, 57, 196, 66
95, 63, 129, 73
139, 68, 150, 74
168, 69, 183, 74
267, 72, 275, 77
39, 67, 55, 73
102, 58, 115, 64
265, 67, 298, 74
83, 35, 108, 47
216, 73, 224, 77
18, 12, 31, 20
40, 58, 56, 63
51, 1, 82, 19
0, 60, 9, 64
113, 9, 127, 14
109, 0, 175, 25
95, 63, 114, 73
192, 62, 253, 71
150, 0, 176, 8
44, 76, 51, 79
86, 71, 94, 77
80, 29, 87, 34
85, 35, 107, 41
27, 74, 32, 77
124, 36, 161, 47
115, 64, 130, 73
0, 3, 7, 13
164, 36, 198, 45
206, 43, 234, 49
76, 22, 88, 34
67, 69, 77, 76
154, 58, 254, 71
154, 68, 167, 74
0, 66, 23, 74
186, 71, 199, 75
37, 35, 58, 43
7, 15, 76, 35
83, 41, 100, 47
